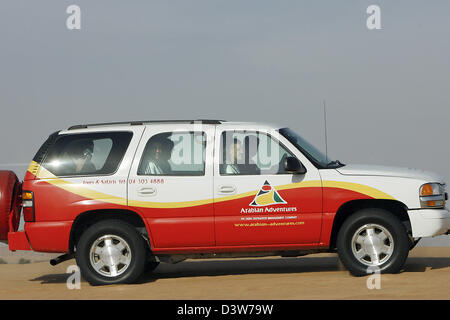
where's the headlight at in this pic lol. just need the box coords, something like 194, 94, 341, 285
419, 183, 446, 208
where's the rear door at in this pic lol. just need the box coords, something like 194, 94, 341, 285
128, 123, 215, 249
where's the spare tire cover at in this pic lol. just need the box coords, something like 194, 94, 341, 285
0, 171, 19, 240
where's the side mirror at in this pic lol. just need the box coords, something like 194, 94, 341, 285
284, 157, 306, 174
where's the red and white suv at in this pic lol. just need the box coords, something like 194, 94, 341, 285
0, 120, 448, 285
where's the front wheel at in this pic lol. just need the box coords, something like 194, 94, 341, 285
337, 208, 410, 276
75, 219, 147, 285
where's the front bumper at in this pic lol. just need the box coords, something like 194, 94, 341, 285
408, 208, 450, 238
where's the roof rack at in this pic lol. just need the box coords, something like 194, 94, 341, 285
67, 119, 225, 130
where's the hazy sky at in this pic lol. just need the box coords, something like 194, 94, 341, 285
0, 1, 449, 245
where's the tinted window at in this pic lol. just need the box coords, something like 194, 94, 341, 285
138, 131, 206, 176
220, 131, 295, 175
42, 132, 133, 177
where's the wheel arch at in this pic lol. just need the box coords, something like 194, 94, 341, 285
329, 199, 411, 250
69, 209, 152, 253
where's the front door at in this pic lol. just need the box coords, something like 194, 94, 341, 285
128, 124, 215, 249
213, 127, 323, 246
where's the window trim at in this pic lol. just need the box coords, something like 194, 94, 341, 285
137, 131, 208, 177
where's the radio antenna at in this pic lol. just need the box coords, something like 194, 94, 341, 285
323, 100, 328, 164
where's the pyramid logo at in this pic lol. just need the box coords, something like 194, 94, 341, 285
249, 180, 287, 207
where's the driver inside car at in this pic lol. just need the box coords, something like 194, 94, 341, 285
222, 138, 244, 175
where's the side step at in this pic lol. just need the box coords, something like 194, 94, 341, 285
50, 253, 74, 266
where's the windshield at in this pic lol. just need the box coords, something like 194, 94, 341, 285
278, 127, 344, 169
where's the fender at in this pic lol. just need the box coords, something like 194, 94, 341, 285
68, 207, 156, 253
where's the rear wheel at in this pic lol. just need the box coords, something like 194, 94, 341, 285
75, 219, 147, 285
0, 171, 19, 240
337, 208, 410, 276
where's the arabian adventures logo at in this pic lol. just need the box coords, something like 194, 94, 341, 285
240, 180, 298, 214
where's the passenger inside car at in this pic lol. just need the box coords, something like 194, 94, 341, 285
65, 140, 97, 175
142, 135, 174, 175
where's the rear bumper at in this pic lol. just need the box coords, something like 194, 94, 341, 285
7, 221, 72, 253
24, 221, 72, 253
8, 231, 31, 251
408, 208, 450, 238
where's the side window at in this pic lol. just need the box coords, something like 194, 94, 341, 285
220, 131, 295, 175
138, 131, 206, 176
42, 132, 133, 177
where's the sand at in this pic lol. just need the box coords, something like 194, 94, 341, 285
0, 246, 448, 300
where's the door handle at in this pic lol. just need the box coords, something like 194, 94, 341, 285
138, 187, 157, 196
218, 185, 236, 194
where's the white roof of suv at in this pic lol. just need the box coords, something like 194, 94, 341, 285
62, 120, 282, 133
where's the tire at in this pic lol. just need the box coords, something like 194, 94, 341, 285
75, 219, 147, 286
0, 171, 19, 240
336, 208, 410, 276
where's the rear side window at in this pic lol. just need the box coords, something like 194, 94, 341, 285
42, 132, 133, 177
32, 131, 60, 164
